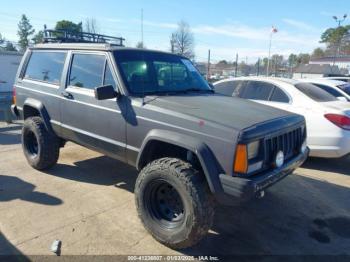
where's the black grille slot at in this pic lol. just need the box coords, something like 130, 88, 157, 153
264, 127, 305, 166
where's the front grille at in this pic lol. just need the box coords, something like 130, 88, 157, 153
264, 126, 305, 166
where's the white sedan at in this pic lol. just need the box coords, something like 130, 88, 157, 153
298, 78, 350, 102
214, 77, 350, 158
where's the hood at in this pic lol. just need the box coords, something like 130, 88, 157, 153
145, 93, 296, 131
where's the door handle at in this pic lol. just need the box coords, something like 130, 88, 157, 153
61, 91, 73, 99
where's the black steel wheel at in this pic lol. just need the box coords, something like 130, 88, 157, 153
135, 158, 215, 249
145, 179, 185, 229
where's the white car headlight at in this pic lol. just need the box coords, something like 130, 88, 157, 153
247, 141, 260, 160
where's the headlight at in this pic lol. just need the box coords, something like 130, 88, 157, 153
247, 141, 260, 159
233, 141, 261, 175
301, 140, 307, 154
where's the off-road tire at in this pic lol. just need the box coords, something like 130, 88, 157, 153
135, 157, 215, 249
22, 116, 60, 170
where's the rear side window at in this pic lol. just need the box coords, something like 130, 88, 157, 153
338, 84, 350, 96
240, 81, 274, 100
69, 54, 105, 89
295, 83, 337, 102
313, 83, 343, 97
214, 81, 242, 96
270, 87, 290, 103
24, 51, 66, 84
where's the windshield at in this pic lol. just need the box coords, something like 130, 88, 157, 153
114, 50, 211, 95
295, 83, 337, 102
338, 84, 350, 96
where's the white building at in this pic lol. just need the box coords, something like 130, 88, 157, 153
0, 51, 23, 122
0, 51, 23, 92
293, 64, 342, 79
309, 57, 350, 73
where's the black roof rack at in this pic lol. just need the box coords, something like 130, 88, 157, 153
43, 28, 125, 46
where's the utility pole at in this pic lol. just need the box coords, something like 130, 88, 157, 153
267, 26, 278, 76
235, 53, 238, 77
257, 58, 260, 76
207, 49, 211, 81
266, 32, 272, 76
332, 14, 347, 68
171, 33, 175, 53
141, 8, 144, 47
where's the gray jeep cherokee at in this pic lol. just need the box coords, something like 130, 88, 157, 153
11, 42, 309, 249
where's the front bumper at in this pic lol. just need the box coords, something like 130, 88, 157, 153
218, 148, 309, 204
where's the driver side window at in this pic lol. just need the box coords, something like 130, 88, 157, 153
69, 54, 105, 89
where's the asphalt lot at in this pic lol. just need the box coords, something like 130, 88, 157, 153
0, 121, 350, 257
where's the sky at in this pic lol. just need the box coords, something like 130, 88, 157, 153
0, 0, 349, 63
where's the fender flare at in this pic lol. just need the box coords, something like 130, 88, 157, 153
23, 98, 54, 133
136, 129, 224, 194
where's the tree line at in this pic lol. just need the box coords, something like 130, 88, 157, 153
0, 13, 349, 69
0, 14, 195, 59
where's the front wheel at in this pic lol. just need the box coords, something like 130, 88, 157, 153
135, 158, 215, 249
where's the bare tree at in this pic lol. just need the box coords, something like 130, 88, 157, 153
84, 18, 99, 34
0, 33, 4, 45
170, 21, 195, 60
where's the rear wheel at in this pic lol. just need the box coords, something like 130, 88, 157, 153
22, 117, 60, 170
135, 158, 215, 249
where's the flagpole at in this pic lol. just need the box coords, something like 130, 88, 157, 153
266, 31, 273, 77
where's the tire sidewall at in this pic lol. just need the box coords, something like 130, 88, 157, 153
136, 166, 198, 245
22, 119, 42, 165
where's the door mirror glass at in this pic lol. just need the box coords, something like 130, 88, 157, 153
94, 85, 118, 100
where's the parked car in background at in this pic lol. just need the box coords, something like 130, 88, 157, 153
214, 77, 350, 158
324, 76, 350, 83
299, 78, 350, 102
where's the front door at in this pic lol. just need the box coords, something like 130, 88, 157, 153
60, 51, 126, 161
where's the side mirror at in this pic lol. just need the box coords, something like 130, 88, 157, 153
94, 85, 118, 100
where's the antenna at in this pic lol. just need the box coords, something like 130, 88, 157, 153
141, 8, 144, 47
142, 52, 145, 105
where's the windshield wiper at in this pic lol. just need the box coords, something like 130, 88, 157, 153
182, 88, 215, 93
135, 88, 214, 97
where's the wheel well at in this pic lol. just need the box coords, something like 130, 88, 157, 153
23, 105, 40, 120
139, 140, 202, 172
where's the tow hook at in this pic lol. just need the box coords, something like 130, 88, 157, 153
256, 190, 265, 199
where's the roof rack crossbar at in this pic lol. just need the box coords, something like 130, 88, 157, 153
43, 29, 125, 46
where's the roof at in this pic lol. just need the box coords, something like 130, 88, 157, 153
294, 64, 341, 74
32, 43, 126, 51
310, 56, 350, 63
299, 78, 346, 86
31, 43, 176, 55
214, 76, 300, 86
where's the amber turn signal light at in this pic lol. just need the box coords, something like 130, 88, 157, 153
13, 86, 16, 105
233, 144, 248, 174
